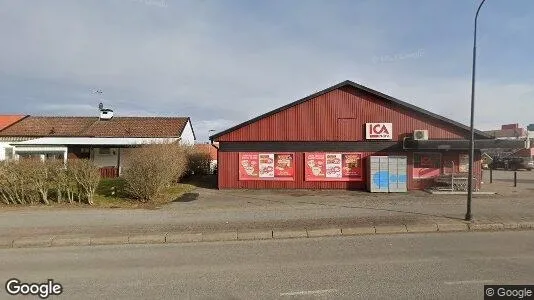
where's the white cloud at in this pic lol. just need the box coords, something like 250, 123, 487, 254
0, 0, 532, 141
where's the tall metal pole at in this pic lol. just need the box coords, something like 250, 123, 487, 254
466, 0, 487, 221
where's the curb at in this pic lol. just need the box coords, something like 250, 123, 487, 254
1, 221, 533, 250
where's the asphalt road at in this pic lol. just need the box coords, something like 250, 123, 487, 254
1, 231, 533, 299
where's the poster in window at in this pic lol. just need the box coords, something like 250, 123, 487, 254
325, 153, 342, 178
413, 152, 442, 179
342, 153, 362, 178
305, 152, 363, 181
239, 152, 294, 181
459, 154, 469, 173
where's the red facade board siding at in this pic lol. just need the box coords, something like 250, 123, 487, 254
218, 150, 482, 190
216, 87, 469, 142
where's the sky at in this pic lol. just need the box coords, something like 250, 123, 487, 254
0, 0, 533, 142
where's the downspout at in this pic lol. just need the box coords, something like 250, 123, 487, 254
210, 138, 219, 187
117, 147, 121, 177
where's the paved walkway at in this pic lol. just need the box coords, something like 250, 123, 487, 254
1, 170, 532, 248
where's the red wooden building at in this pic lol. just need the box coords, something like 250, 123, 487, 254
210, 80, 519, 191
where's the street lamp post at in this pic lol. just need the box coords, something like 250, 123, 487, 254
208, 129, 216, 143
466, 0, 487, 221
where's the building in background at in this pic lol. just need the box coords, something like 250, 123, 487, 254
484, 124, 528, 140
210, 80, 521, 192
481, 124, 533, 170
0, 107, 196, 178
194, 142, 218, 174
0, 115, 26, 131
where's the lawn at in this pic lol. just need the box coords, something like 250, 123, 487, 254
93, 178, 196, 209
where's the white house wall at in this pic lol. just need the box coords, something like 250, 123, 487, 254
12, 137, 180, 146
92, 148, 120, 168
180, 120, 196, 145
0, 142, 10, 160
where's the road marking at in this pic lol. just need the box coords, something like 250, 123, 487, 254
444, 280, 494, 285
280, 289, 337, 296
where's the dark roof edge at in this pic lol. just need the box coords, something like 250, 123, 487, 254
0, 115, 30, 132
210, 80, 492, 140
184, 117, 196, 140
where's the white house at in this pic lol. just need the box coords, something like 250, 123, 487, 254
0, 109, 196, 177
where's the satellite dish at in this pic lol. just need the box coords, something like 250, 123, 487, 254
98, 102, 104, 110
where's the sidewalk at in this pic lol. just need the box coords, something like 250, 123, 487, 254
1, 172, 533, 249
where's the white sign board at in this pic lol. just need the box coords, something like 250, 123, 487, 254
366, 123, 393, 140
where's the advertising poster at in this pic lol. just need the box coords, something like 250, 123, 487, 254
342, 153, 363, 178
239, 152, 294, 181
413, 152, 442, 179
325, 153, 342, 178
459, 154, 469, 173
258, 153, 275, 178
305, 152, 363, 181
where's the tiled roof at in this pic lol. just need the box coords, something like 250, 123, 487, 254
0, 115, 27, 131
0, 116, 190, 138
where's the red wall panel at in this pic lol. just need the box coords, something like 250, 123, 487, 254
216, 87, 469, 142
218, 151, 482, 190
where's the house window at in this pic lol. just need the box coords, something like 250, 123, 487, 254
45, 153, 64, 161
99, 148, 111, 155
4, 148, 13, 160
413, 152, 442, 179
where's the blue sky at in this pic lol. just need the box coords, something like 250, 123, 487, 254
0, 0, 533, 141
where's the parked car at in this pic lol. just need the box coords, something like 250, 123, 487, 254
489, 156, 533, 171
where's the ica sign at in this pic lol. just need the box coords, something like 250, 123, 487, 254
366, 123, 393, 140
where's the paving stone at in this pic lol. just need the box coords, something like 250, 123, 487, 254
0, 238, 13, 249
52, 237, 91, 247
406, 223, 438, 233
202, 231, 238, 242
166, 233, 202, 243
375, 225, 407, 234
470, 223, 505, 231
273, 230, 308, 239
13, 237, 53, 248
238, 230, 273, 241
307, 228, 342, 238
129, 234, 166, 244
90, 235, 129, 246
342, 227, 376, 236
437, 223, 469, 232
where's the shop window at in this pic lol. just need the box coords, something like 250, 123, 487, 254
413, 152, 442, 179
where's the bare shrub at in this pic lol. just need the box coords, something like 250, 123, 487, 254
0, 160, 37, 205
25, 159, 55, 205
68, 159, 101, 205
123, 143, 188, 201
49, 160, 77, 204
188, 151, 212, 176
